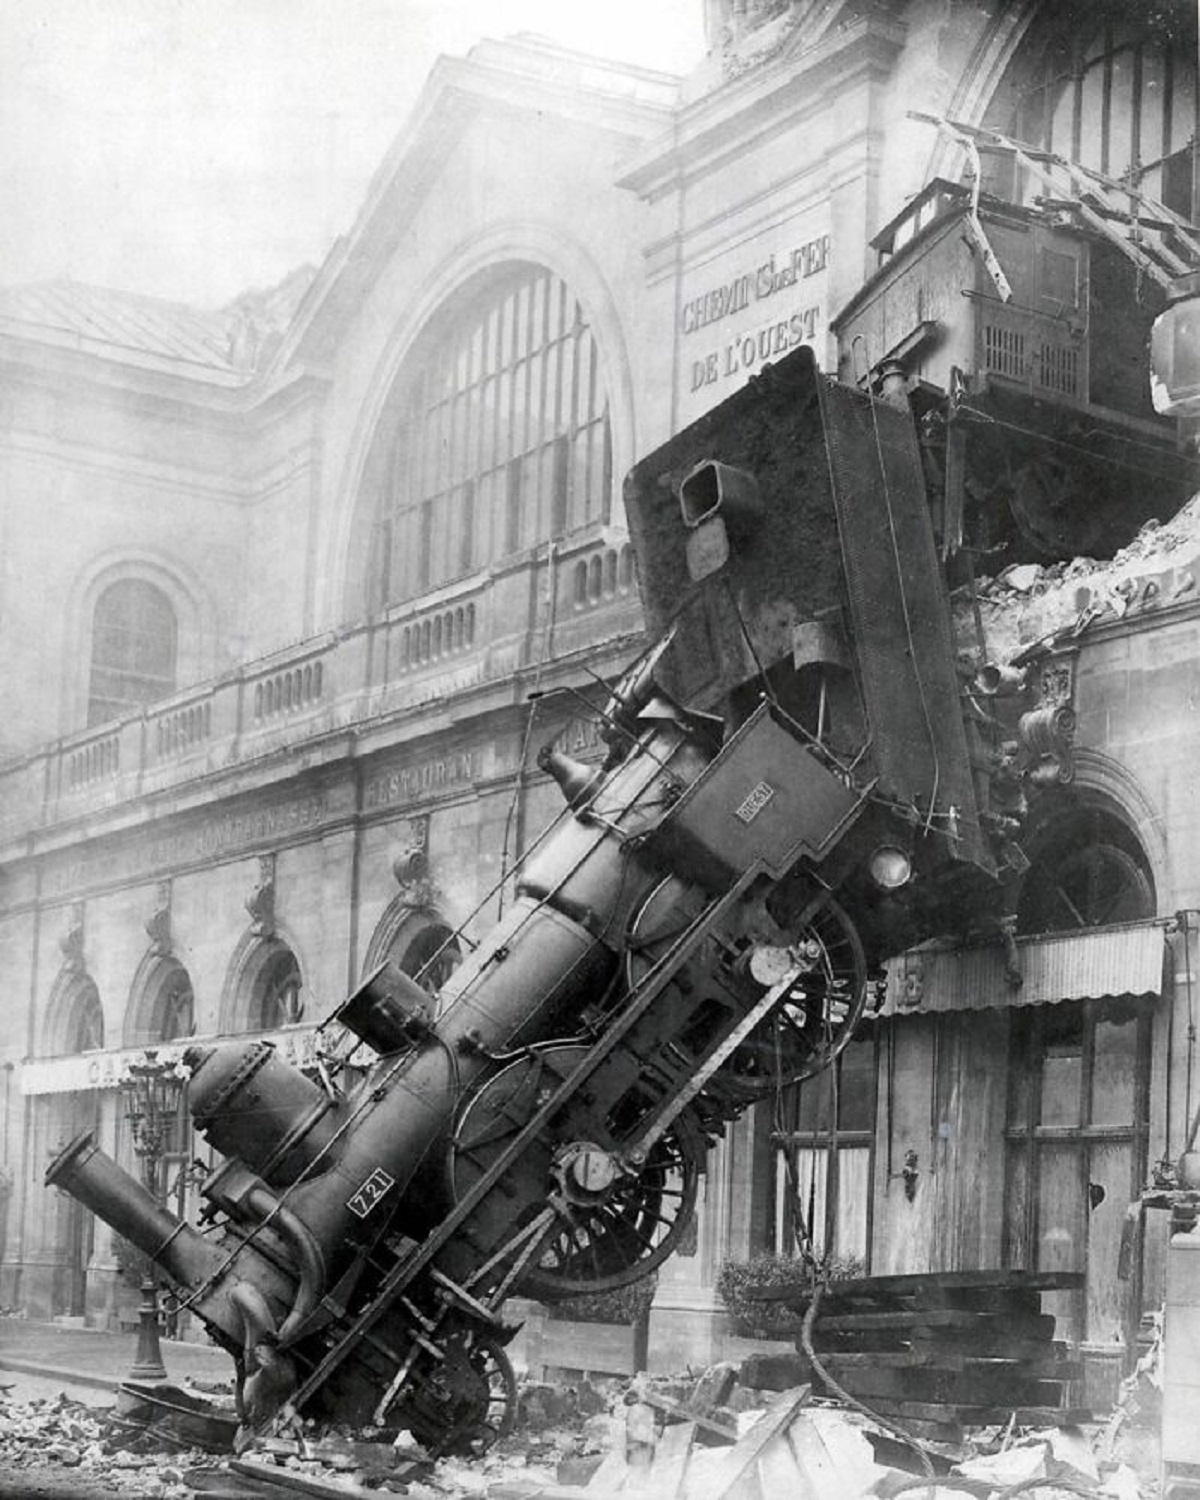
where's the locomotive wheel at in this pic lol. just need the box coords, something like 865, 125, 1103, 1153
627, 877, 868, 1098
719, 891, 868, 1094
524, 1123, 699, 1298
448, 1044, 701, 1300
397, 1328, 517, 1457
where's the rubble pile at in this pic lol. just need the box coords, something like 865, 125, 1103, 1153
475, 1365, 1152, 1500
0, 1383, 202, 1497
954, 494, 1200, 668
0, 1360, 1165, 1500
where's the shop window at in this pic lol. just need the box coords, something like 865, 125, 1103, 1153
87, 579, 178, 727
252, 945, 304, 1030
772, 1034, 875, 1266
380, 264, 612, 606
1004, 997, 1151, 1345
64, 977, 104, 1053
1006, 802, 1156, 1346
131, 960, 195, 1046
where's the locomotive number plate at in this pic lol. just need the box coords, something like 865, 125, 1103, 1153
347, 1166, 396, 1218
734, 780, 775, 825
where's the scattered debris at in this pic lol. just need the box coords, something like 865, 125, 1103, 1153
955, 495, 1200, 668
115, 1381, 238, 1454
0, 1346, 1164, 1498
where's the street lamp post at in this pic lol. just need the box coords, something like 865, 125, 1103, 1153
120, 1048, 185, 1382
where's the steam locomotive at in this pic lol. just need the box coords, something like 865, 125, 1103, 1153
47, 348, 1054, 1453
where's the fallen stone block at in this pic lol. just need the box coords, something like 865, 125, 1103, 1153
737, 1351, 809, 1391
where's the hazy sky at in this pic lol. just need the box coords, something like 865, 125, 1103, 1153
1, 0, 706, 308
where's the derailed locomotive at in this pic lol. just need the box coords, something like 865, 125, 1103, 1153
47, 348, 1055, 1452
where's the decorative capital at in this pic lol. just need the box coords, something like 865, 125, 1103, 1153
145, 881, 172, 956
392, 815, 430, 888
1036, 656, 1075, 708
246, 854, 276, 937
60, 903, 85, 973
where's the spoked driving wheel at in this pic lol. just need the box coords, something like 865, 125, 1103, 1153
718, 890, 868, 1095
397, 1327, 517, 1457
523, 1121, 699, 1299
447, 1044, 701, 1302
625, 877, 868, 1099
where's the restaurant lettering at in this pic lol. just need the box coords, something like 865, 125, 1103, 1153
364, 750, 481, 811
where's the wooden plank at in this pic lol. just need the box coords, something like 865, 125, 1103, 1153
819, 1350, 1081, 1379
848, 1397, 1092, 1427
867, 1414, 965, 1445
907, 1328, 1068, 1360
820, 1366, 1067, 1407
757, 1431, 810, 1495
624, 1419, 694, 1500
781, 1411, 855, 1499
643, 1390, 737, 1442
230, 1459, 374, 1500
813, 1309, 1055, 1338
748, 1269, 1084, 1304
738, 1351, 810, 1391
911, 1285, 1041, 1314
685, 1388, 811, 1500
585, 1445, 629, 1493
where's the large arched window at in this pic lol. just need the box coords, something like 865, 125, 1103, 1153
127, 958, 195, 1047
377, 264, 612, 607
1016, 802, 1155, 936
252, 944, 304, 1031
63, 976, 104, 1054
982, 3, 1198, 217
391, 915, 461, 996
88, 579, 178, 726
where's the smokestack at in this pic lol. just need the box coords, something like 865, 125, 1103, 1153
46, 1131, 227, 1291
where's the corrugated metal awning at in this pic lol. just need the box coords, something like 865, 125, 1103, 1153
879, 921, 1170, 1018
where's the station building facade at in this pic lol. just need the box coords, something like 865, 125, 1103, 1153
1, 0, 1198, 1395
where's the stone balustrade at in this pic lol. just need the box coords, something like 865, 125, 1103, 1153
0, 540, 643, 844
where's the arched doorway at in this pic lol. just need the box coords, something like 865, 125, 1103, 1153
44, 971, 105, 1317
122, 953, 198, 1313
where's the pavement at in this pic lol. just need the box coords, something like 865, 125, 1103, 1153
0, 1317, 233, 1395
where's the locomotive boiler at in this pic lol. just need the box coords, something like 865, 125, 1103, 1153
47, 347, 1044, 1453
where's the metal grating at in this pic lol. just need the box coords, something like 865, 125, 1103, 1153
983, 321, 1026, 379
1037, 340, 1080, 396
816, 380, 989, 871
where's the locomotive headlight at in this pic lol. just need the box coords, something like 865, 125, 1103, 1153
869, 845, 912, 891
